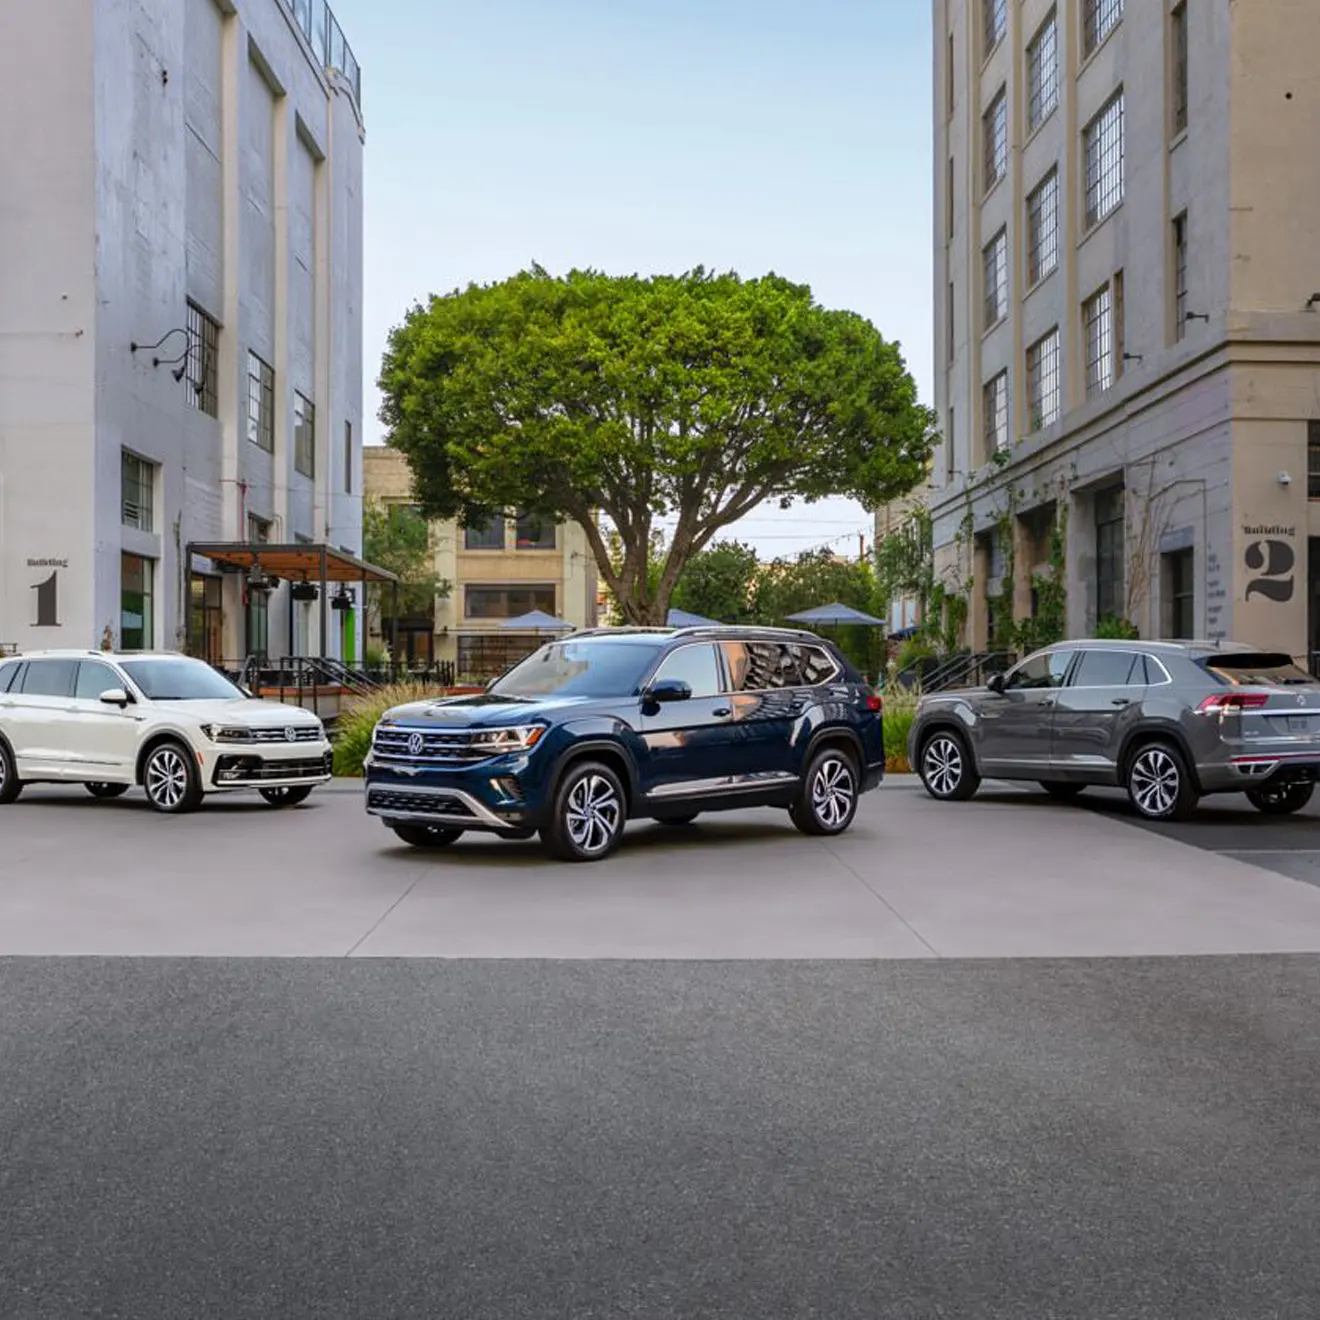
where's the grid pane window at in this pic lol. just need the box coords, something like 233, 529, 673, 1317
1027, 11, 1058, 131
1307, 421, 1320, 501
1173, 212, 1188, 340
464, 516, 506, 550
1083, 284, 1114, 397
294, 392, 316, 478
121, 553, 154, 651
1172, 3, 1188, 135
1084, 92, 1125, 228
1026, 328, 1061, 431
1027, 169, 1059, 285
1095, 488, 1126, 622
983, 0, 1006, 54
247, 353, 274, 451
464, 585, 556, 619
983, 372, 1009, 457
185, 301, 219, 417
1164, 548, 1194, 638
1083, 0, 1123, 58
344, 421, 353, 493
982, 229, 1008, 328
121, 451, 154, 532
983, 88, 1008, 194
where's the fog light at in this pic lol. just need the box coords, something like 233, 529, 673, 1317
491, 776, 524, 804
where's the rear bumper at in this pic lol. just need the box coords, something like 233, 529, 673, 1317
1201, 753, 1320, 793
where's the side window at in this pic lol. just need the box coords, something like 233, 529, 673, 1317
1071, 650, 1143, 687
792, 644, 840, 687
20, 659, 77, 697
75, 662, 120, 701
720, 642, 807, 691
651, 644, 721, 699
1006, 651, 1072, 690
0, 662, 18, 694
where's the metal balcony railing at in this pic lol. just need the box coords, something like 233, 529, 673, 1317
286, 0, 362, 108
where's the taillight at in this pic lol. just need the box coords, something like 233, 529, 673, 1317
866, 693, 883, 712
1197, 691, 1270, 714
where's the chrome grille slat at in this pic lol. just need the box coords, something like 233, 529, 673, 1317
372, 728, 491, 765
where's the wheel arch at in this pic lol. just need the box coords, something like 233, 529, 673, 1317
1118, 723, 1201, 791
804, 724, 864, 770
135, 730, 198, 786
549, 740, 637, 813
914, 718, 978, 773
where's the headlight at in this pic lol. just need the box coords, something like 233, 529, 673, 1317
471, 726, 547, 754
200, 725, 253, 743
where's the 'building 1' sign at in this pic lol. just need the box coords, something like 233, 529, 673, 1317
27, 558, 68, 628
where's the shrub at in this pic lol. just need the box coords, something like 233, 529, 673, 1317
332, 683, 450, 777
882, 690, 918, 774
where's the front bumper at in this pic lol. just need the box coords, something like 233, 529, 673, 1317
209, 749, 333, 789
364, 752, 548, 834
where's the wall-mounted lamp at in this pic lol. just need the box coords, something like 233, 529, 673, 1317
1122, 352, 1144, 364
1306, 293, 1320, 309
130, 327, 193, 368
1183, 310, 1210, 324
1278, 470, 1293, 488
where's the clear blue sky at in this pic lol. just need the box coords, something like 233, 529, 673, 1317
330, 0, 932, 557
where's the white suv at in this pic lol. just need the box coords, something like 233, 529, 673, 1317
0, 650, 332, 813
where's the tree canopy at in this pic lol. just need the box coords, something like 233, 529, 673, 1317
361, 500, 449, 628
379, 266, 934, 624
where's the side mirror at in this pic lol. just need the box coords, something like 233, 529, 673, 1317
645, 678, 693, 705
986, 673, 1005, 694
99, 688, 131, 707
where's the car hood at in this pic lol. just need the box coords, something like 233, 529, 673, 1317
380, 693, 606, 729
151, 698, 322, 729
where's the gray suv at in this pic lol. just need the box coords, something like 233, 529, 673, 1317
908, 640, 1320, 821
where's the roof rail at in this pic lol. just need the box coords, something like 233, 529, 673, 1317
669, 624, 822, 640
566, 626, 675, 640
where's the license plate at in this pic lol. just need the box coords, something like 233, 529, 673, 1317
1288, 715, 1312, 732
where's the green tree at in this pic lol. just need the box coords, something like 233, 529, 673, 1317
671, 540, 760, 624
361, 499, 449, 634
379, 266, 934, 624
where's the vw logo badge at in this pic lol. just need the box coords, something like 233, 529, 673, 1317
284, 727, 298, 742
407, 732, 425, 756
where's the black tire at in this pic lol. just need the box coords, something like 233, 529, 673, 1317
656, 813, 700, 827
542, 760, 627, 862
1246, 781, 1315, 816
1039, 781, 1085, 801
85, 782, 129, 800
391, 822, 463, 849
259, 784, 314, 808
1125, 741, 1199, 822
790, 747, 861, 837
141, 741, 204, 814
918, 729, 981, 802
0, 740, 21, 805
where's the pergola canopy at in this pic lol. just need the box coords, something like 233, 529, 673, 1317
187, 542, 398, 584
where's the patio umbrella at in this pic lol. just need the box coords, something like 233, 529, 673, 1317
785, 602, 887, 627
666, 608, 720, 627
499, 610, 576, 633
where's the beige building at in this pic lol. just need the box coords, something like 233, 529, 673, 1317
931, 0, 1320, 662
363, 447, 598, 676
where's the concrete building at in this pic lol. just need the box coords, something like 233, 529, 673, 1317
0, 0, 364, 664
363, 448, 599, 678
930, 0, 1320, 662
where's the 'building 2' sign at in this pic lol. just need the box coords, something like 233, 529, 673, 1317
1242, 526, 1295, 604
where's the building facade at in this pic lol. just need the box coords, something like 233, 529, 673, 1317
363, 448, 599, 678
0, 0, 364, 663
932, 0, 1320, 661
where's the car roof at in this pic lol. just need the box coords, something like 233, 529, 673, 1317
5, 650, 193, 661
569, 625, 827, 645
1041, 639, 1272, 657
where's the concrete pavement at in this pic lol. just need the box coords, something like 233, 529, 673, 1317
3, 778, 1320, 957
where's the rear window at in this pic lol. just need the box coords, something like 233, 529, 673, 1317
0, 661, 19, 694
1201, 653, 1315, 687
720, 642, 841, 691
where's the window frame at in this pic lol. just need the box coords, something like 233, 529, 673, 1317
1083, 282, 1114, 397
982, 87, 1008, 195
514, 510, 558, 551
1171, 2, 1188, 136
983, 0, 1007, 57
1026, 327, 1061, 431
294, 391, 316, 478
1082, 0, 1123, 60
1172, 211, 1189, 340
1026, 168, 1060, 287
1083, 90, 1125, 230
982, 228, 1008, 329
463, 583, 558, 620
1026, 9, 1059, 132
185, 301, 220, 418
1308, 421, 1320, 501
121, 449, 155, 532
120, 552, 155, 652
1094, 487, 1126, 622
983, 371, 1009, 458
463, 516, 507, 551
246, 352, 275, 452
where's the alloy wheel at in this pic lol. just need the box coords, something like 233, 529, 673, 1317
146, 748, 189, 811
565, 773, 622, 856
922, 736, 964, 797
811, 757, 855, 829
0, 753, 6, 792
1130, 748, 1179, 818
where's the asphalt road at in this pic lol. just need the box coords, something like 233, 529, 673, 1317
5, 782, 1320, 1318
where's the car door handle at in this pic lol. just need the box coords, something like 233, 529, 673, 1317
712, 707, 732, 718
1111, 698, 1131, 707
1041, 697, 1056, 707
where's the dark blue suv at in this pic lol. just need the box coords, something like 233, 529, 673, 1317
363, 626, 885, 862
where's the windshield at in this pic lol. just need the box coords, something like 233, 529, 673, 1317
488, 641, 659, 699
1202, 654, 1317, 687
121, 658, 245, 701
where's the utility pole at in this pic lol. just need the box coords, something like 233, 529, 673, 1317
858, 533, 867, 563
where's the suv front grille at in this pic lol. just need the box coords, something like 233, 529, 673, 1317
367, 788, 477, 818
218, 726, 321, 744
372, 727, 491, 765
